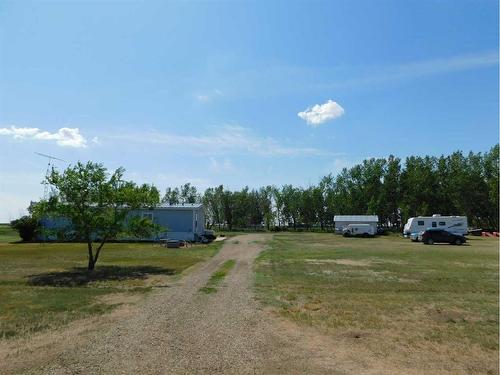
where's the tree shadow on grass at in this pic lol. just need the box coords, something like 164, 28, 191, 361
27, 265, 176, 287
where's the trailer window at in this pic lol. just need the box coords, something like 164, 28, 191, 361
417, 220, 424, 226
439, 222, 446, 226
432, 222, 437, 227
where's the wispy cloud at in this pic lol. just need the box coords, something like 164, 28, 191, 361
196, 95, 210, 102
201, 51, 498, 99
112, 124, 334, 157
392, 51, 498, 77
298, 100, 345, 126
317, 51, 499, 90
0, 126, 88, 148
127, 171, 211, 192
209, 157, 235, 173
195, 88, 224, 103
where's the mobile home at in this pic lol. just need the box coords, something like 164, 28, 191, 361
38, 203, 207, 242
403, 214, 468, 236
130, 203, 205, 241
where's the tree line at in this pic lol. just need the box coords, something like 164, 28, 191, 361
9, 145, 498, 269
162, 145, 499, 231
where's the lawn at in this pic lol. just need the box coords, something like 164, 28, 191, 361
0, 223, 20, 243
0, 240, 222, 339
255, 233, 499, 373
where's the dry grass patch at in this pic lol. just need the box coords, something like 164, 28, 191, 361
0, 240, 223, 339
256, 233, 499, 374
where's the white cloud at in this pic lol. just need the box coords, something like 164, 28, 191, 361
196, 89, 224, 103
128, 171, 211, 192
196, 95, 210, 102
112, 124, 334, 157
298, 100, 345, 126
0, 126, 88, 148
315, 51, 499, 91
330, 158, 356, 172
209, 157, 235, 173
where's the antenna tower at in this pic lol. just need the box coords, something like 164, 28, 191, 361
34, 152, 67, 200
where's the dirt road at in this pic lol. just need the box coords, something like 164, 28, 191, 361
10, 234, 338, 374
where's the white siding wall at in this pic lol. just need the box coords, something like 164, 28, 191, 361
335, 221, 377, 233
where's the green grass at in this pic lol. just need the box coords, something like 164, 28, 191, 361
0, 240, 222, 339
199, 259, 236, 294
255, 233, 499, 368
0, 223, 20, 243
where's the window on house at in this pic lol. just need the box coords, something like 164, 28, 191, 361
432, 222, 437, 227
417, 220, 425, 226
439, 222, 446, 226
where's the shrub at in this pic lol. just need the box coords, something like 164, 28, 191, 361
10, 216, 38, 242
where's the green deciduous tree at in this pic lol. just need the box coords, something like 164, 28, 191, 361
127, 215, 164, 242
192, 144, 498, 232
45, 162, 160, 270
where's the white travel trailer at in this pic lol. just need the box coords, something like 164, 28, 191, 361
403, 215, 468, 236
343, 223, 376, 237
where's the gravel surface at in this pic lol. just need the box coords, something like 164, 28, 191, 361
27, 234, 339, 374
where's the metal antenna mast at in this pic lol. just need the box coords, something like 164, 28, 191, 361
34, 152, 67, 200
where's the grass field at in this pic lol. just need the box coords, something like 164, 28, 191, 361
0, 240, 222, 339
255, 233, 499, 373
0, 223, 20, 243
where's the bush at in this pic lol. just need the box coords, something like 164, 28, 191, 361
10, 216, 38, 241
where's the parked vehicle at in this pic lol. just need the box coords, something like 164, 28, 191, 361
410, 231, 424, 242
403, 215, 468, 237
343, 223, 376, 237
421, 229, 467, 245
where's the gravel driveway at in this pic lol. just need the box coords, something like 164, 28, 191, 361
25, 234, 338, 374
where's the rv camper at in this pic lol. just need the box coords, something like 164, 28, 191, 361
403, 215, 468, 236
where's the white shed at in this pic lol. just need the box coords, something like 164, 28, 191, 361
334, 215, 379, 234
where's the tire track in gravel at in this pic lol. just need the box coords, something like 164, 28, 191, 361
27, 234, 340, 375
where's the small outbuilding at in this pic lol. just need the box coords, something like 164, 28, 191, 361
334, 215, 379, 234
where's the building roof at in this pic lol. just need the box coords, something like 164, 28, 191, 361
334, 215, 379, 222
156, 203, 203, 210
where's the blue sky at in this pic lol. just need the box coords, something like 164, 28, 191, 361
0, 0, 498, 221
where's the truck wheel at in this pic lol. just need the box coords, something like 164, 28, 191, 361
343, 231, 351, 237
426, 239, 434, 245
454, 238, 463, 245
